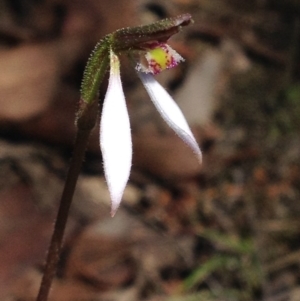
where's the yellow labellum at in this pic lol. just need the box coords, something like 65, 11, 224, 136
137, 43, 184, 75
149, 47, 169, 70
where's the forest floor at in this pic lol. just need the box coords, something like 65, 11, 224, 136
0, 0, 300, 300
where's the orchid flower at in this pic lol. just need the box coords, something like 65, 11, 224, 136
79, 14, 202, 216
100, 44, 202, 216
37, 15, 202, 301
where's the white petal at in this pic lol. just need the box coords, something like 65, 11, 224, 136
137, 71, 202, 163
101, 50, 132, 216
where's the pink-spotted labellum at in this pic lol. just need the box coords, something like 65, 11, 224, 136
136, 43, 184, 74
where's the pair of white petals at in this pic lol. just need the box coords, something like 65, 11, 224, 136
100, 50, 202, 216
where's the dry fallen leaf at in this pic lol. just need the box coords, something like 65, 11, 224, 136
0, 44, 60, 121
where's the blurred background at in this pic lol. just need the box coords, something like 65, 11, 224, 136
1, 0, 300, 300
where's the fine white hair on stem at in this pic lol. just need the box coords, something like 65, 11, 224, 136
137, 71, 202, 163
100, 49, 132, 216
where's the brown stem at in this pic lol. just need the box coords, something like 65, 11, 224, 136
36, 100, 98, 301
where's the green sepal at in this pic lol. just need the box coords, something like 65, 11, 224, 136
80, 14, 193, 105
80, 36, 111, 104
112, 13, 192, 51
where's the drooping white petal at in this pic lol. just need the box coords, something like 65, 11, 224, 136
100, 50, 132, 216
137, 71, 202, 163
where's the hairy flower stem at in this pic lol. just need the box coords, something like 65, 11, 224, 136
36, 100, 98, 301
